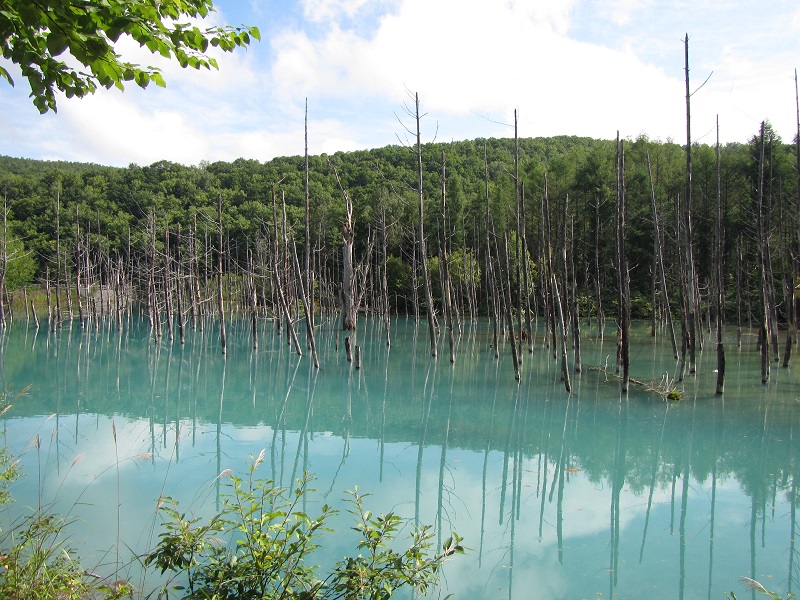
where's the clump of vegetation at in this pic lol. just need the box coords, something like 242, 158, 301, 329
146, 450, 464, 599
726, 577, 795, 599
0, 431, 463, 600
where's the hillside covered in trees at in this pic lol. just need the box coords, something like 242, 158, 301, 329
0, 127, 796, 369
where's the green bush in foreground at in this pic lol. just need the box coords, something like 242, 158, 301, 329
0, 440, 463, 599
145, 451, 464, 599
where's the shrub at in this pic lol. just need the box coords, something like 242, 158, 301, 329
145, 450, 464, 599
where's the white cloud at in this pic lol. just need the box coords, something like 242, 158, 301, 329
1, 0, 797, 165
269, 0, 682, 144
302, 0, 374, 22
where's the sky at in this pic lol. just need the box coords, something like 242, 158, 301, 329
0, 0, 798, 167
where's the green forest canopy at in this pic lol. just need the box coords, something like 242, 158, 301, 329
0, 127, 796, 320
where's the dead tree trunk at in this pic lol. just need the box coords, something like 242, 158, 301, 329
271, 186, 302, 355
520, 182, 534, 354
485, 144, 500, 358
502, 230, 520, 381
570, 217, 582, 373
647, 151, 678, 359
789, 69, 800, 366
414, 93, 437, 358
440, 151, 455, 363
513, 110, 524, 362
75, 206, 85, 326
53, 183, 62, 329
164, 227, 174, 341
616, 135, 630, 394
304, 98, 315, 345
684, 33, 698, 374
594, 195, 605, 338
217, 193, 227, 355
380, 205, 391, 348
0, 196, 6, 329
715, 117, 726, 394
175, 224, 185, 345
757, 122, 770, 384
291, 238, 320, 368
331, 161, 357, 331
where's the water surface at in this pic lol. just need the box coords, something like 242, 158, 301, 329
1, 316, 799, 599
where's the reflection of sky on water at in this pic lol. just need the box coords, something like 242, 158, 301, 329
1, 317, 799, 599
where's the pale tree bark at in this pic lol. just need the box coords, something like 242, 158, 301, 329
176, 224, 185, 345
520, 181, 534, 354
380, 204, 391, 347
414, 92, 437, 357
789, 69, 800, 366
715, 117, 726, 394
217, 192, 226, 355
684, 34, 698, 374
513, 110, 524, 362
0, 195, 6, 329
647, 151, 678, 359
484, 144, 500, 358
757, 123, 770, 384
304, 98, 315, 345
502, 230, 520, 381
164, 227, 174, 341
291, 238, 320, 368
440, 151, 455, 363
616, 135, 630, 394
569, 216, 582, 373
331, 161, 357, 331
271, 186, 302, 355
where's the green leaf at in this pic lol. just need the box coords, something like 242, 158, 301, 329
46, 32, 68, 56
0, 66, 13, 87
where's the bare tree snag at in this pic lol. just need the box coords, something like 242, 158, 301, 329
616, 135, 630, 394
684, 34, 698, 375
715, 117, 725, 394
440, 151, 456, 363
414, 93, 437, 358
217, 192, 227, 355
647, 151, 678, 359
756, 122, 771, 383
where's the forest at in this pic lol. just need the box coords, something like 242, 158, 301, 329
0, 110, 797, 388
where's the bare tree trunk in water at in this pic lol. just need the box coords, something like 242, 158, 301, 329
756, 122, 770, 384
594, 196, 605, 339
520, 181, 534, 353
616, 135, 630, 394
217, 192, 226, 355
175, 224, 185, 345
0, 196, 6, 329
570, 217, 582, 373
331, 162, 356, 331
380, 205, 391, 347
440, 152, 455, 363
304, 98, 315, 346
684, 33, 698, 374
647, 151, 678, 359
271, 187, 302, 356
484, 144, 500, 358
788, 69, 800, 366
715, 117, 726, 394
513, 110, 524, 363
291, 239, 320, 368
414, 92, 437, 357
502, 231, 520, 381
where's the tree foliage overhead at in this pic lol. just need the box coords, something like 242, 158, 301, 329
0, 0, 260, 113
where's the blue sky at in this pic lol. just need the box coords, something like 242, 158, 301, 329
0, 0, 798, 167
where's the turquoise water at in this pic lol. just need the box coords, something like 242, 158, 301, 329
1, 315, 799, 599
